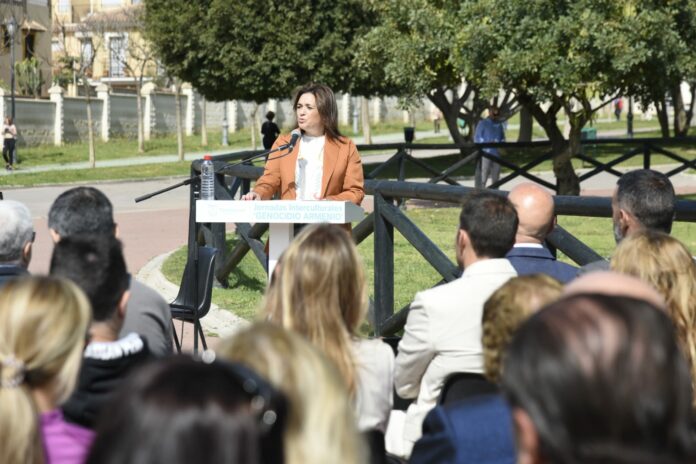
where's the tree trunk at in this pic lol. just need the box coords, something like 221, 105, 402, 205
655, 99, 670, 138
361, 97, 372, 144
672, 84, 688, 137
84, 80, 96, 168
523, 95, 580, 195
517, 106, 533, 142
250, 102, 258, 150
201, 98, 208, 147
174, 82, 184, 161
136, 78, 144, 154
428, 91, 467, 147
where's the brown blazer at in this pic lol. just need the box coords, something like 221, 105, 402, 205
253, 133, 365, 206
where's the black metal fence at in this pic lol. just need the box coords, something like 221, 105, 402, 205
188, 149, 696, 336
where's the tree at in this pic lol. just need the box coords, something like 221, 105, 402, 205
54, 13, 104, 168
459, 0, 694, 194
621, 0, 696, 137
353, 0, 518, 146
144, 0, 376, 126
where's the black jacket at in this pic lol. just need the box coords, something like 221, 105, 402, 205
63, 333, 150, 429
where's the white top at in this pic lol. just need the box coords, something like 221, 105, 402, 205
295, 134, 325, 200
394, 258, 517, 455
353, 338, 395, 433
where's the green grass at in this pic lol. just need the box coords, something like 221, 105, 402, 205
17, 130, 257, 167
0, 161, 191, 187
161, 206, 696, 323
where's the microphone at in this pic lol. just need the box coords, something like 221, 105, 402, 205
287, 129, 301, 150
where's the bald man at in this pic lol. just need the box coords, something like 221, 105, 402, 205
505, 183, 578, 283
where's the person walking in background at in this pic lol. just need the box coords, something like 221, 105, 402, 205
261, 111, 281, 150
614, 98, 623, 121
3, 116, 17, 171
431, 106, 442, 133
475, 106, 506, 188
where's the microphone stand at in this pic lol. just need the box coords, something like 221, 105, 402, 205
134, 139, 297, 203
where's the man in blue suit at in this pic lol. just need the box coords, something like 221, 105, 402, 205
410, 394, 515, 464
505, 183, 577, 283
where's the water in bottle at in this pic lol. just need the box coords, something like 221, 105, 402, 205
200, 155, 215, 200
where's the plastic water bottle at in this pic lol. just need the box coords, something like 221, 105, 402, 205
200, 155, 215, 200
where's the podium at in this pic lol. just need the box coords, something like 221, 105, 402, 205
196, 200, 365, 280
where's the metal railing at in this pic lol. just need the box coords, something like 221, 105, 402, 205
188, 156, 696, 336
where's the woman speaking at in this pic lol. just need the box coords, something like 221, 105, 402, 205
242, 84, 364, 205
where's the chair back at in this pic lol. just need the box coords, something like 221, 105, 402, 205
170, 246, 217, 319
438, 372, 498, 406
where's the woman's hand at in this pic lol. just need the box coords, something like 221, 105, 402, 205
241, 191, 260, 201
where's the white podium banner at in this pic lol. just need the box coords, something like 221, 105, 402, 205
196, 200, 365, 282
196, 200, 364, 224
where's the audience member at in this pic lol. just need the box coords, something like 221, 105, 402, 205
563, 271, 665, 309
0, 276, 91, 464
87, 356, 287, 464
506, 183, 578, 282
611, 231, 696, 396
48, 186, 173, 356
503, 294, 696, 464
475, 106, 506, 188
51, 235, 150, 429
581, 169, 676, 273
481, 274, 563, 384
217, 322, 366, 464
261, 110, 281, 150
390, 191, 518, 457
0, 200, 34, 286
410, 274, 562, 464
262, 223, 394, 436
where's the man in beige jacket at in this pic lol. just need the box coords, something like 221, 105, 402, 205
390, 191, 519, 457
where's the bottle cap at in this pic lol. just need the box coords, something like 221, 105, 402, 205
203, 155, 212, 160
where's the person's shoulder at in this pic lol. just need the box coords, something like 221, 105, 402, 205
355, 337, 395, 361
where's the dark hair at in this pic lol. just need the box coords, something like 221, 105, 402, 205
49, 235, 129, 322
292, 83, 341, 141
459, 191, 517, 258
502, 294, 696, 464
616, 169, 675, 233
86, 356, 287, 464
266, 111, 275, 121
48, 187, 115, 237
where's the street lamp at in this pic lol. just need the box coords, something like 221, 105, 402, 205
5, 16, 17, 120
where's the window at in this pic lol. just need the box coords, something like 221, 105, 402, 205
109, 36, 126, 77
56, 0, 71, 13
81, 38, 94, 66
23, 33, 36, 60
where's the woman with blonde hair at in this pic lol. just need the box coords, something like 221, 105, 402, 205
482, 274, 563, 383
262, 223, 394, 434
0, 276, 92, 464
217, 322, 365, 464
611, 230, 696, 389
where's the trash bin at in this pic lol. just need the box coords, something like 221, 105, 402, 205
404, 127, 415, 143
580, 127, 597, 165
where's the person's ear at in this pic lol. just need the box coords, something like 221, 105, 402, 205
458, 229, 470, 252
49, 228, 61, 243
113, 223, 120, 239
117, 290, 130, 319
618, 208, 635, 235
513, 408, 541, 464
21, 241, 32, 267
